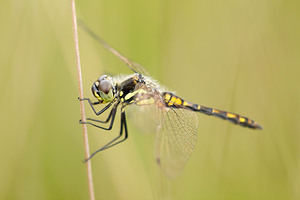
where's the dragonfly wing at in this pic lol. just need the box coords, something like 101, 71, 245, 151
155, 107, 199, 178
126, 60, 150, 76
78, 20, 150, 76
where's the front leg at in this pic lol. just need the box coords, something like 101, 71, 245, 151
79, 102, 118, 131
78, 97, 114, 116
80, 101, 120, 126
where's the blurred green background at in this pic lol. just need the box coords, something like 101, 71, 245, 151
1, 0, 299, 199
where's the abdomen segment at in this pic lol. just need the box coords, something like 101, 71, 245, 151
162, 92, 262, 130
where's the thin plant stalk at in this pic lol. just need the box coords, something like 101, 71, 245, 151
71, 1, 95, 200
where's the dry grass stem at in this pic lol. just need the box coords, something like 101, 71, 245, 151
71, 1, 95, 200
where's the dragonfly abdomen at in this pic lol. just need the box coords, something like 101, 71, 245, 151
162, 92, 262, 130
199, 107, 262, 129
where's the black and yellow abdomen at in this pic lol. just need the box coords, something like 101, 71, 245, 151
162, 92, 262, 130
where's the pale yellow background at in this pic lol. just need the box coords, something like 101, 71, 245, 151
0, 1, 299, 200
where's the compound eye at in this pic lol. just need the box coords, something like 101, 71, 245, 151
98, 75, 107, 82
99, 79, 112, 94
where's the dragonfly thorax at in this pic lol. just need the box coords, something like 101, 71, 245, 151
92, 75, 116, 103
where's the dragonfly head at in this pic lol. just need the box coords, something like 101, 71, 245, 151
92, 75, 115, 103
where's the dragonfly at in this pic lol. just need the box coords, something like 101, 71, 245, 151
78, 20, 262, 178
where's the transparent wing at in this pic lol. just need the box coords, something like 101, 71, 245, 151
127, 103, 159, 135
123, 60, 150, 77
78, 20, 150, 76
155, 107, 199, 178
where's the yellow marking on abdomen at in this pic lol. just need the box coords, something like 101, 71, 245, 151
167, 96, 177, 106
227, 113, 236, 118
170, 96, 177, 103
239, 117, 246, 122
164, 93, 171, 101
212, 109, 220, 113
175, 98, 182, 105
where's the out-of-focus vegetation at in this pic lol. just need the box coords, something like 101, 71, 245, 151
0, 0, 299, 199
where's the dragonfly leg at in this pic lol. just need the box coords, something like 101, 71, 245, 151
82, 101, 120, 124
84, 107, 128, 162
80, 102, 119, 130
78, 97, 115, 115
